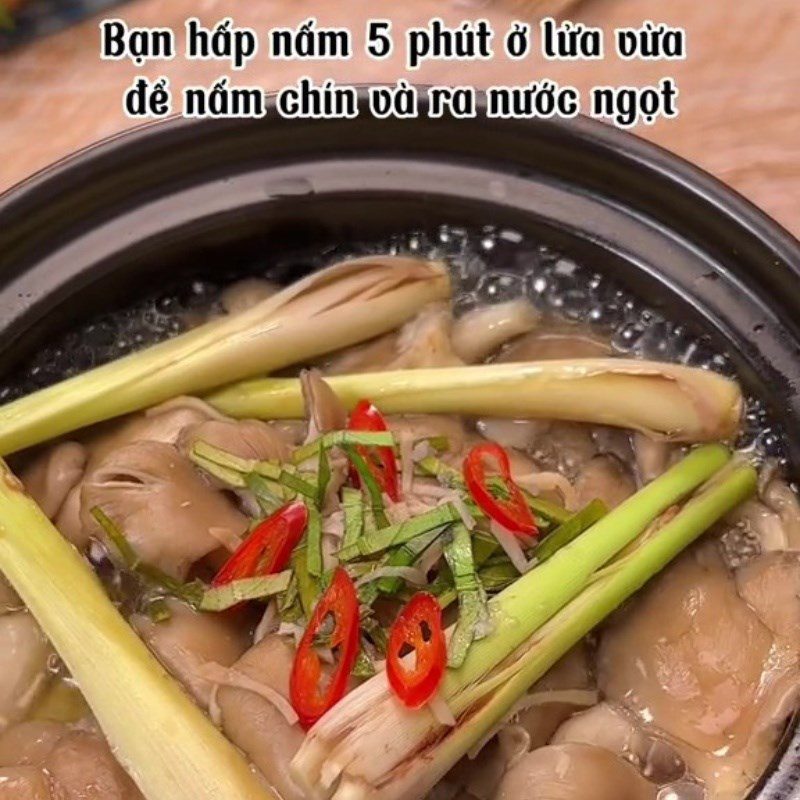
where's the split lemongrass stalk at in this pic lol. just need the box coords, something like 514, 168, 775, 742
333, 462, 758, 800
0, 461, 274, 800
291, 444, 739, 799
207, 359, 743, 442
0, 256, 450, 455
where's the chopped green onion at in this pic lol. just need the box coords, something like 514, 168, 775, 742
341, 488, 365, 551
532, 499, 608, 565
199, 572, 291, 611
338, 505, 460, 561
444, 524, 490, 668
292, 431, 396, 465
306, 505, 324, 579
477, 558, 518, 592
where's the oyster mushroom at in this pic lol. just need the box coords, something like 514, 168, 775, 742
300, 369, 348, 435
44, 729, 143, 799
496, 326, 612, 362
0, 613, 52, 732
18, 442, 87, 520
574, 454, 636, 510
494, 743, 656, 800
0, 721, 68, 767
217, 635, 306, 800
81, 441, 248, 579
0, 765, 52, 799
598, 541, 799, 799
131, 598, 250, 708
178, 418, 294, 463
451, 299, 540, 363
0, 577, 20, 616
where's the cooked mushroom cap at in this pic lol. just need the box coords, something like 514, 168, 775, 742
496, 327, 612, 362
0, 613, 52, 732
574, 454, 636, 510
44, 730, 143, 799
178, 418, 294, 464
0, 765, 52, 799
494, 743, 656, 800
0, 721, 67, 767
451, 299, 540, 363
131, 598, 250, 708
19, 442, 87, 520
217, 635, 305, 800
0, 577, 20, 616
599, 543, 776, 753
81, 441, 248, 579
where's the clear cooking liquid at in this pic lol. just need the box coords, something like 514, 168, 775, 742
0, 224, 783, 465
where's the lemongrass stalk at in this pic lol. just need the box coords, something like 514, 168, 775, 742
0, 461, 273, 800
291, 445, 732, 797
338, 464, 758, 800
0, 257, 450, 455
208, 359, 742, 442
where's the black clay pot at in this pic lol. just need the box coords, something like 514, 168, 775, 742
0, 94, 798, 798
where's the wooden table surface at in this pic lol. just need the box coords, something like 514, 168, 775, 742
0, 0, 798, 237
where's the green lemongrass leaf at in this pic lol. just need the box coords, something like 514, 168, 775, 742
343, 445, 389, 528
293, 431, 396, 465
0, 462, 273, 800
292, 544, 320, 618
212, 360, 743, 445
290, 451, 753, 800
199, 571, 291, 611
338, 506, 460, 561
317, 444, 332, 508
0, 257, 450, 456
90, 507, 204, 606
279, 468, 318, 500
306, 504, 324, 579
377, 526, 443, 595
531, 499, 608, 565
342, 488, 365, 551
0, 4, 14, 30
244, 472, 284, 515
444, 523, 490, 668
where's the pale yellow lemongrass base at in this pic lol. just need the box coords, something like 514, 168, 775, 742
0, 462, 273, 800
207, 360, 742, 443
0, 257, 450, 456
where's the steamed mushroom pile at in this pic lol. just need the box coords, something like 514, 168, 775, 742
0, 258, 796, 800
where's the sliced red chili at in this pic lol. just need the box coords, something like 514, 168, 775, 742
463, 442, 538, 537
290, 567, 360, 729
347, 398, 400, 501
212, 501, 308, 587
387, 592, 446, 709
